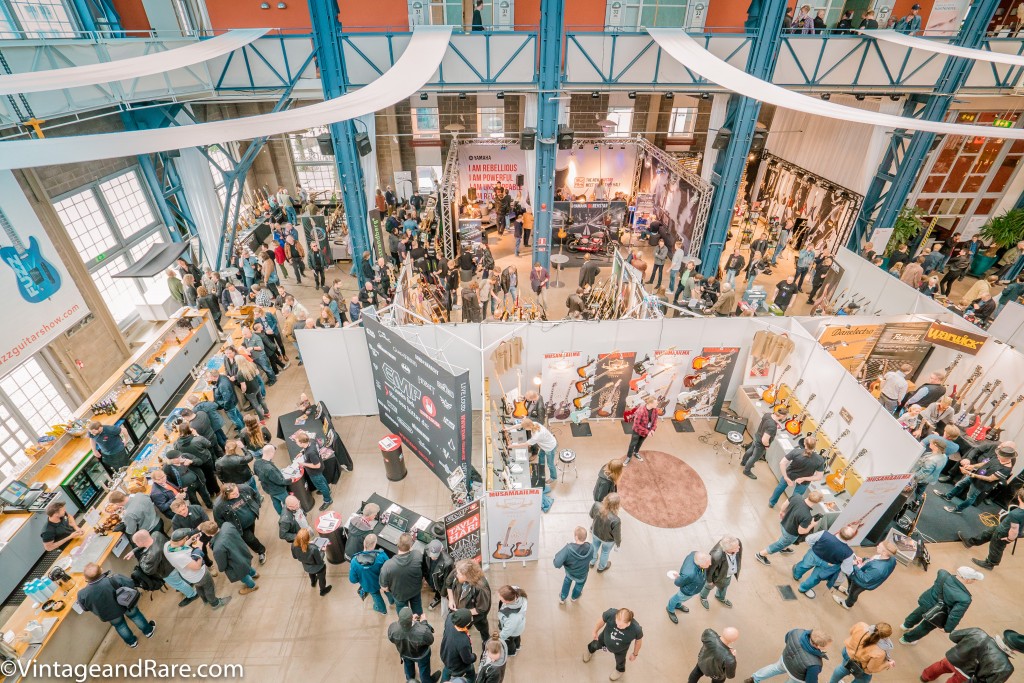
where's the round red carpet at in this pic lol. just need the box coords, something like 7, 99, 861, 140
616, 450, 708, 528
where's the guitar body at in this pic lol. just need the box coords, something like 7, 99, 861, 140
683, 373, 703, 388
691, 354, 711, 369
574, 379, 591, 393
511, 542, 534, 557
512, 399, 528, 418
970, 421, 992, 440
491, 542, 513, 560
554, 402, 571, 420
674, 407, 689, 421
0, 237, 62, 303
569, 407, 591, 424
577, 359, 595, 378
784, 415, 804, 435
572, 395, 590, 410
825, 471, 847, 494
761, 384, 777, 404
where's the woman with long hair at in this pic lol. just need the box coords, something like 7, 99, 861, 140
446, 559, 492, 643
477, 633, 508, 683
241, 414, 271, 451
589, 492, 622, 573
830, 622, 895, 682
260, 251, 280, 297
235, 355, 269, 420
182, 274, 198, 308
593, 458, 624, 503
291, 528, 331, 596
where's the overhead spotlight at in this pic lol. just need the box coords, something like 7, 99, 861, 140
459, 92, 467, 100
855, 94, 866, 101
419, 92, 429, 101
277, 1, 286, 7
628, 91, 637, 99
591, 91, 600, 99
700, 92, 710, 100
820, 93, 831, 101
496, 91, 505, 100
889, 94, 901, 101
260, 1, 270, 7
532, 374, 542, 386
664, 92, 675, 100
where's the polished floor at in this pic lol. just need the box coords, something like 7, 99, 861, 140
83, 234, 1018, 682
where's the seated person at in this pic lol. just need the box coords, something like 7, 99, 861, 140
938, 445, 1015, 514
967, 293, 996, 323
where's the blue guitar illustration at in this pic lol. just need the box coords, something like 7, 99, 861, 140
0, 205, 61, 302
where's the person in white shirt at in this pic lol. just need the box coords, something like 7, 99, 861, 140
508, 417, 558, 482
668, 248, 687, 294
163, 529, 231, 610
877, 363, 912, 414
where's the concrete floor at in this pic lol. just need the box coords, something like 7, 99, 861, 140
80, 240, 1021, 683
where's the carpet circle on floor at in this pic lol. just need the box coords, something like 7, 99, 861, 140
616, 450, 708, 528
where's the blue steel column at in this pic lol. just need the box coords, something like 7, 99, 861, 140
849, 0, 1000, 249
698, 0, 788, 276
531, 0, 564, 271
309, 0, 371, 286
120, 111, 186, 242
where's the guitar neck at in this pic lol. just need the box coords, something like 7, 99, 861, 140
0, 207, 26, 254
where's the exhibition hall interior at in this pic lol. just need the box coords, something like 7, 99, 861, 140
3, 0, 1024, 681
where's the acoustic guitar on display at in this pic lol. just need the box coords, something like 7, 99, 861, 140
784, 393, 816, 435
0, 205, 61, 303
983, 394, 1024, 442
826, 448, 868, 494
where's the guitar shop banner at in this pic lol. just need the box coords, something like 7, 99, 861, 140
674, 348, 741, 419
363, 312, 472, 490
629, 349, 692, 415
458, 145, 526, 204
443, 499, 482, 563
925, 321, 987, 356
541, 352, 585, 423
485, 489, 542, 563
590, 352, 637, 419
830, 473, 913, 546
556, 146, 637, 202
818, 324, 885, 378
0, 170, 88, 375
864, 322, 932, 384
637, 154, 701, 255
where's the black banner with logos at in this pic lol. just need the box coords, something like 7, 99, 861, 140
363, 311, 472, 489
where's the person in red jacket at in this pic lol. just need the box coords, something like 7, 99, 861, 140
625, 395, 659, 465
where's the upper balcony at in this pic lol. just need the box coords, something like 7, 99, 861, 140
1, 27, 1023, 131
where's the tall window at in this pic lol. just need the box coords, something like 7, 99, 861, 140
608, 0, 688, 30
206, 144, 235, 210
478, 106, 504, 138
53, 168, 166, 327
604, 106, 634, 137
668, 107, 698, 137
412, 108, 441, 140
0, 357, 74, 479
288, 129, 338, 196
2, 0, 79, 38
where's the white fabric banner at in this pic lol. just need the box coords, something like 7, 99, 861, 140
0, 170, 88, 375
648, 29, 1024, 141
861, 29, 1024, 63
0, 29, 268, 95
0, 27, 452, 170
177, 147, 226, 267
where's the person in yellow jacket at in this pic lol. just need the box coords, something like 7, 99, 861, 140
830, 621, 895, 683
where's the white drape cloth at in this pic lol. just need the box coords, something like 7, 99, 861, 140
177, 146, 227, 266
647, 29, 1024, 141
0, 28, 268, 95
861, 29, 1024, 67
0, 26, 452, 170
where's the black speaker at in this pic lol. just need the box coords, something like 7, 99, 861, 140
557, 124, 574, 150
516, 173, 525, 187
520, 127, 536, 150
355, 132, 372, 157
711, 128, 732, 150
714, 414, 748, 437
750, 130, 767, 153
316, 134, 334, 156
164, 149, 180, 158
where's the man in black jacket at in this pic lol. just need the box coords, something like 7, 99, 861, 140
901, 566, 981, 645
388, 606, 437, 683
921, 628, 1022, 683
278, 495, 311, 543
180, 408, 223, 459
75, 562, 155, 648
254, 444, 290, 516
422, 539, 454, 610
380, 532, 425, 615
174, 422, 219, 497
440, 609, 476, 680
132, 529, 198, 607
701, 536, 742, 610
212, 483, 266, 564
689, 627, 739, 683
959, 486, 1024, 570
215, 442, 255, 488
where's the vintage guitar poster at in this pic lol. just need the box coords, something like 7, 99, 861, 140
676, 347, 740, 419
541, 352, 584, 423
590, 351, 637, 419
818, 324, 885, 378
485, 489, 542, 563
829, 473, 913, 546
629, 349, 692, 414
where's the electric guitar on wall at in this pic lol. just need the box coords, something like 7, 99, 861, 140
785, 393, 817, 435
950, 365, 982, 411
966, 391, 1008, 440
985, 394, 1024, 442
823, 428, 852, 471
826, 448, 868, 494
799, 410, 834, 448
955, 380, 997, 428
761, 363, 792, 404
0, 205, 61, 303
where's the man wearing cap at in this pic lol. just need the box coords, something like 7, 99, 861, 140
921, 628, 1022, 683
741, 406, 789, 480
132, 529, 197, 608
939, 446, 1015, 514
440, 608, 476, 681
895, 4, 922, 34
388, 606, 437, 683
900, 566, 980, 645
959, 486, 1024, 571
163, 528, 231, 610
422, 539, 454, 610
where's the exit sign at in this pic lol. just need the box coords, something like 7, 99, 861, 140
995, 118, 1014, 128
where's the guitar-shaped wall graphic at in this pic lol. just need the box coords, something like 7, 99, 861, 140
0, 205, 61, 303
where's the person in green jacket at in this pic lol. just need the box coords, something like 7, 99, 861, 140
167, 269, 185, 305
900, 566, 980, 645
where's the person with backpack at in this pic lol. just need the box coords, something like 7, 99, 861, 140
554, 527, 596, 603
75, 562, 155, 648
132, 529, 198, 607
497, 585, 528, 656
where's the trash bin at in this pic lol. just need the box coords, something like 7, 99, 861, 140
286, 468, 315, 512
379, 434, 407, 481
314, 511, 346, 564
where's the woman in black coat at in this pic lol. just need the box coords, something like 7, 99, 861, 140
196, 285, 222, 331
292, 528, 331, 596
593, 458, 623, 502
174, 422, 220, 497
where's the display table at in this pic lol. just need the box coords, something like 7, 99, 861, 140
276, 407, 354, 480
549, 254, 569, 288
357, 492, 435, 556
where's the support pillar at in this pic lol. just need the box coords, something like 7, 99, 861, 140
697, 0, 788, 277
120, 112, 187, 242
531, 0, 565, 271
849, 0, 1000, 249
309, 0, 371, 286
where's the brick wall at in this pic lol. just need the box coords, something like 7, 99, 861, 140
439, 94, 478, 161
504, 95, 523, 134
568, 93, 609, 135
394, 99, 419, 175
631, 95, 651, 135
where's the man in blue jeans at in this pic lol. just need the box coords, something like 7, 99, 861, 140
208, 370, 245, 431
791, 524, 861, 599
755, 490, 823, 566
768, 437, 825, 508
387, 607, 436, 683
940, 448, 1014, 514
665, 550, 710, 623
509, 417, 558, 482
553, 527, 595, 603
295, 431, 334, 511
75, 562, 155, 648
